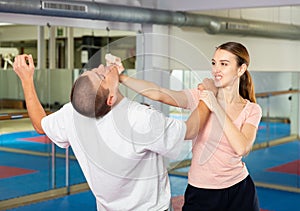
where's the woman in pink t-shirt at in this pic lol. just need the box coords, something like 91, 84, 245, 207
120, 42, 262, 211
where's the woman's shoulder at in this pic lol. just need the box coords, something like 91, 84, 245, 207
245, 100, 262, 114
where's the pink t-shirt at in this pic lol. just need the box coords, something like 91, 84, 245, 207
184, 88, 262, 189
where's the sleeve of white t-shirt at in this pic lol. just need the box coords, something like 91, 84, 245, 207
140, 106, 187, 159
41, 104, 71, 148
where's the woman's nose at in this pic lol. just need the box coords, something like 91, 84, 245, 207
212, 66, 220, 74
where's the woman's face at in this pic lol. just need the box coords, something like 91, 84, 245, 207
82, 64, 119, 93
211, 49, 241, 88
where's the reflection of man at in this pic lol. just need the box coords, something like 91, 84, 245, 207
0, 47, 19, 69
13, 54, 209, 210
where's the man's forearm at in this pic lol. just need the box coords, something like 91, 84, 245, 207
185, 101, 210, 140
22, 80, 46, 134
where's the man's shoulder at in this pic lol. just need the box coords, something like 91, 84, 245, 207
44, 102, 73, 119
117, 98, 166, 123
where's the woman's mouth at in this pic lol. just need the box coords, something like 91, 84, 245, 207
214, 75, 222, 81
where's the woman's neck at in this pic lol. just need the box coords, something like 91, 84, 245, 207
217, 87, 244, 104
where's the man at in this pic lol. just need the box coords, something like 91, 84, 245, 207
13, 54, 209, 211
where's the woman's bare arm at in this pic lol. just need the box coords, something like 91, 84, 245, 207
120, 74, 189, 108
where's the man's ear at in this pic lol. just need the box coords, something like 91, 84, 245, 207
238, 64, 247, 77
106, 94, 116, 106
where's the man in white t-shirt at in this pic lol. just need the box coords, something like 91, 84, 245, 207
13, 54, 209, 211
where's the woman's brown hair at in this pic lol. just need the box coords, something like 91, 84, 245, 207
217, 42, 256, 103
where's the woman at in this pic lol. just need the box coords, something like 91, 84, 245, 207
120, 42, 262, 211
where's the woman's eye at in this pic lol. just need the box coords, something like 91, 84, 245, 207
211, 61, 215, 65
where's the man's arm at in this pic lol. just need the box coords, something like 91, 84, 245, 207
13, 54, 46, 134
184, 100, 210, 140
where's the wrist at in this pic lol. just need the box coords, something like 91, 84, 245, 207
21, 77, 34, 87
119, 74, 125, 83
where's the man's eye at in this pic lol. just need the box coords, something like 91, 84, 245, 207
211, 61, 215, 65
95, 72, 106, 80
99, 74, 106, 80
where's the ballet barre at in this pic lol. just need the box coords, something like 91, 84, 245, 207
256, 89, 299, 98
0, 111, 52, 120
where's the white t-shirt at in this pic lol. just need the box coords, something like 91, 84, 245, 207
41, 97, 186, 211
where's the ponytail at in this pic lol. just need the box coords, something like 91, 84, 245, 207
239, 70, 256, 103
217, 42, 256, 103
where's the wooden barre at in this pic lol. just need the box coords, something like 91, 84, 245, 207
0, 111, 52, 121
256, 89, 300, 98
0, 90, 299, 120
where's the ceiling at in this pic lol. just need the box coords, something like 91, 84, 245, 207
1, 0, 300, 35
90, 0, 300, 11
155, 0, 300, 11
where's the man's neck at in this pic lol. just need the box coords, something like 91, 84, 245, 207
113, 91, 124, 107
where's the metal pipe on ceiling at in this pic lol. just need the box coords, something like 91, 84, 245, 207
0, 0, 300, 40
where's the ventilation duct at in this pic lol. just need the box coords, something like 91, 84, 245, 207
0, 0, 300, 40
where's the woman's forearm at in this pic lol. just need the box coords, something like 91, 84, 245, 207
213, 104, 255, 156
120, 74, 162, 101
120, 74, 188, 107
185, 101, 210, 140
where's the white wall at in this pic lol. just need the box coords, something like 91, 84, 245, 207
158, 5, 300, 123
168, 27, 300, 72
166, 6, 300, 72
0, 25, 136, 42
1, 6, 300, 122
0, 69, 72, 106
151, 7, 300, 126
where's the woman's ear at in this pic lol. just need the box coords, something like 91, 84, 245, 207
238, 64, 247, 77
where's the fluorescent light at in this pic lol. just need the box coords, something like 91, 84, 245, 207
0, 23, 14, 26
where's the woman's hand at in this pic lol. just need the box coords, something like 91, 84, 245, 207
105, 53, 125, 74
199, 90, 218, 112
202, 78, 218, 96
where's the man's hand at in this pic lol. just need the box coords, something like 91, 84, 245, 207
13, 54, 35, 82
13, 54, 46, 134
105, 53, 124, 74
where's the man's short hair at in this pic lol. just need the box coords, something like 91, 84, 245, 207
70, 75, 111, 118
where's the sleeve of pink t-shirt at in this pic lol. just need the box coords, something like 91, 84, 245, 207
183, 88, 262, 128
183, 88, 201, 111
245, 103, 262, 128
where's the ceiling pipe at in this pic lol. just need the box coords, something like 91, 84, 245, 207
196, 14, 300, 40
0, 0, 300, 40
